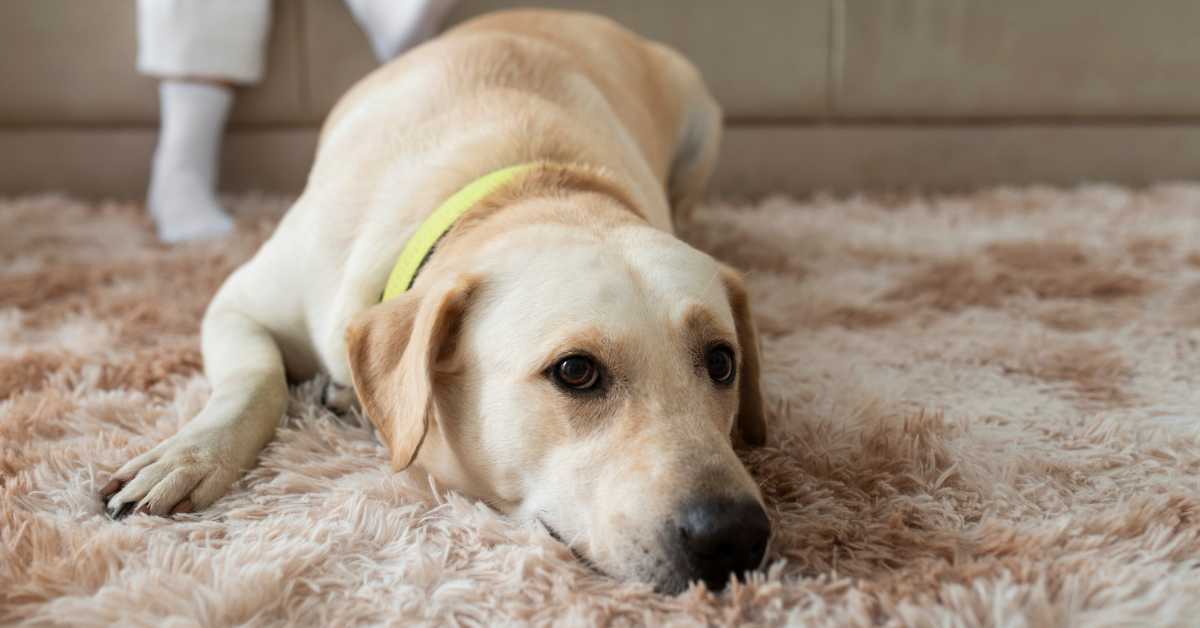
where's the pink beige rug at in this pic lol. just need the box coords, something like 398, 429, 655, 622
3, 186, 1200, 626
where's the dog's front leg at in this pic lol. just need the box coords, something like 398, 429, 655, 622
101, 307, 288, 518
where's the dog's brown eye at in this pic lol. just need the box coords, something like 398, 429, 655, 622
706, 346, 736, 385
553, 355, 600, 390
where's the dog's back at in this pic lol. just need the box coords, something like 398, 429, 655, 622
314, 9, 714, 228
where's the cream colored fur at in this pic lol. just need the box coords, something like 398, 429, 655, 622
100, 10, 761, 591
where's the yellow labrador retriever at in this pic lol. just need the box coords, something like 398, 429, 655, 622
101, 9, 769, 593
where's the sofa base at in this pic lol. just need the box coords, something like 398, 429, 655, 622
3, 124, 1199, 200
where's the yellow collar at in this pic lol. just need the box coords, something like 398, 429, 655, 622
381, 163, 537, 301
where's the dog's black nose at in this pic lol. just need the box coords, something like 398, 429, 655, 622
672, 497, 770, 591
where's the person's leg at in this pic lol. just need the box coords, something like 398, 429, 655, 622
343, 0, 460, 63
137, 0, 271, 243
147, 80, 235, 243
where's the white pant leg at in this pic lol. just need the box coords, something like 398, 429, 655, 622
137, 0, 273, 84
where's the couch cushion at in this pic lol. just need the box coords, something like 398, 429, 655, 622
304, 0, 828, 121
0, 0, 309, 125
837, 0, 1200, 118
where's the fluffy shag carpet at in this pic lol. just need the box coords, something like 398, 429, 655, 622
4, 185, 1200, 626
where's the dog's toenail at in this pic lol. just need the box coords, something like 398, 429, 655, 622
109, 501, 136, 520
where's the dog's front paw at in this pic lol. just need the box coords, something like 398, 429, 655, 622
99, 427, 244, 519
321, 380, 358, 415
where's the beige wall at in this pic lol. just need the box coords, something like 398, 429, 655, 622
2, 0, 1199, 198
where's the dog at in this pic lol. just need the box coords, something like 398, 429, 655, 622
100, 9, 770, 594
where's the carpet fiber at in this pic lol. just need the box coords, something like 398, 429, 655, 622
3, 186, 1200, 626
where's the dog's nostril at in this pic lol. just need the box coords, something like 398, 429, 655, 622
673, 497, 771, 591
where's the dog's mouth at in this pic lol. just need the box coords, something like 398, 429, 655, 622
536, 517, 562, 542
537, 516, 611, 578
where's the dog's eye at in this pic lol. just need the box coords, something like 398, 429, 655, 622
705, 345, 736, 385
552, 355, 601, 391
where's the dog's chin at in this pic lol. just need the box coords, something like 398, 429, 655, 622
624, 561, 694, 595
538, 518, 694, 592
537, 518, 686, 593
537, 517, 591, 566
537, 517, 605, 574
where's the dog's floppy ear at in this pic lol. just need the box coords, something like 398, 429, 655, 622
719, 264, 767, 447
345, 274, 480, 469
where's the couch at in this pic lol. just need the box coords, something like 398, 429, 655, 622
2, 0, 1198, 199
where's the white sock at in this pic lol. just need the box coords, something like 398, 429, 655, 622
148, 81, 236, 244
344, 0, 459, 62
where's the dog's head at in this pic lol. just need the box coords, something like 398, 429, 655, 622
346, 197, 769, 593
